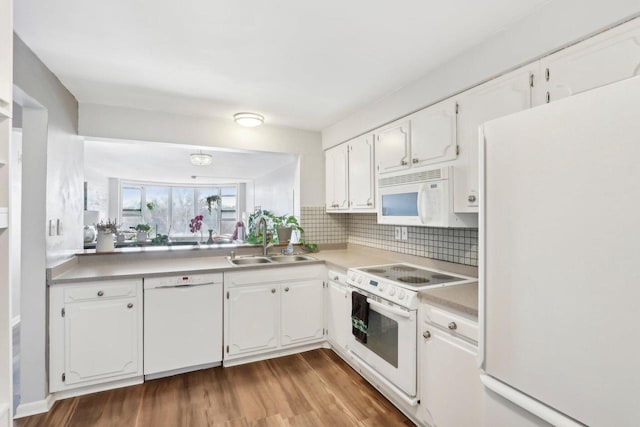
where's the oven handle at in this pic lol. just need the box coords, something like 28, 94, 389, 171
366, 298, 411, 319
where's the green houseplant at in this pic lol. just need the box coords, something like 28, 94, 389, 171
273, 214, 304, 244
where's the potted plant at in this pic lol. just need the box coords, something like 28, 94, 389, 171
205, 195, 221, 214
274, 214, 304, 244
246, 209, 276, 244
95, 219, 118, 252
133, 223, 152, 242
189, 215, 204, 242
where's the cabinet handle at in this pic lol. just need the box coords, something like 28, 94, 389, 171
127, 303, 133, 309
412, 158, 419, 164
468, 195, 477, 203
448, 322, 458, 330
271, 288, 276, 294
546, 91, 551, 103
367, 201, 373, 207
285, 287, 290, 292
423, 330, 431, 339
545, 67, 550, 81
97, 291, 104, 297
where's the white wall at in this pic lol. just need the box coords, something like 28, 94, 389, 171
9, 128, 21, 323
79, 104, 324, 207
252, 159, 299, 217
13, 34, 82, 408
322, 0, 640, 147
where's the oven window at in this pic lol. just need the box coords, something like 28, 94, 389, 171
364, 309, 399, 368
381, 193, 418, 216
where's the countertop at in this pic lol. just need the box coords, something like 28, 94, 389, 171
49, 244, 478, 316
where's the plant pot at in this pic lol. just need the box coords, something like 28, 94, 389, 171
276, 227, 292, 243
96, 231, 115, 252
136, 231, 148, 242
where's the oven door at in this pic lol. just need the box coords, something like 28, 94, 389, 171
349, 290, 417, 397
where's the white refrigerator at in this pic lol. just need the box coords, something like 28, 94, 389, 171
479, 75, 640, 427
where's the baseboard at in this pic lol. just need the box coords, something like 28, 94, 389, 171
145, 362, 221, 381
13, 394, 55, 419
222, 341, 325, 367
11, 316, 19, 329
52, 376, 144, 402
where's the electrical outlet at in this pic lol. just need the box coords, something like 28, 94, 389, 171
49, 219, 56, 236
401, 227, 408, 241
57, 219, 64, 236
395, 227, 401, 240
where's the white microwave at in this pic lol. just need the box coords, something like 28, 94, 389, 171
377, 166, 477, 228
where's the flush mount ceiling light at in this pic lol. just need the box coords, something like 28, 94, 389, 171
190, 151, 213, 166
234, 112, 264, 127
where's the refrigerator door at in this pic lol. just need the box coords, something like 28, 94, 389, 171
480, 76, 640, 427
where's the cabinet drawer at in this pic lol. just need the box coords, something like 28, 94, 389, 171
64, 279, 140, 303
423, 304, 478, 342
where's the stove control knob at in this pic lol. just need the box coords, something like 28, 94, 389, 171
398, 290, 406, 300
349, 274, 356, 282
388, 287, 396, 296
357, 276, 363, 284
378, 283, 386, 291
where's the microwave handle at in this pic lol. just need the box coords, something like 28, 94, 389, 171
417, 183, 430, 225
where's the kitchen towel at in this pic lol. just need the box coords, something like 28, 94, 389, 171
351, 291, 369, 344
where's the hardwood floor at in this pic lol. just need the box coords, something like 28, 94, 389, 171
16, 349, 414, 427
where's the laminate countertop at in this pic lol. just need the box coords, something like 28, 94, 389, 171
49, 244, 478, 316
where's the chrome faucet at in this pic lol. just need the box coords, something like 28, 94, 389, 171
255, 215, 272, 256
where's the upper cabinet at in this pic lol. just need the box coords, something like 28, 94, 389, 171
348, 134, 375, 211
375, 120, 411, 174
409, 99, 458, 168
0, 0, 11, 117
454, 65, 534, 213
325, 143, 349, 211
539, 18, 640, 105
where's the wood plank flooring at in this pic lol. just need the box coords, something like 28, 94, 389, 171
16, 349, 414, 427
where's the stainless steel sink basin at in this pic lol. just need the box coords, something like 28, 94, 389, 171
268, 255, 316, 263
230, 257, 273, 265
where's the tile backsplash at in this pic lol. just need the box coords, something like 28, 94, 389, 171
301, 207, 478, 266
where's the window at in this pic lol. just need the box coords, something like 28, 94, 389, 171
120, 183, 239, 238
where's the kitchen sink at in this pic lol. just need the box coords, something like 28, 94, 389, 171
268, 255, 316, 263
229, 257, 273, 265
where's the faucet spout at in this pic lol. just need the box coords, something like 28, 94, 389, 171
255, 216, 270, 256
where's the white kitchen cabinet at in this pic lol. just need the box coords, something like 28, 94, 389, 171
49, 279, 143, 392
410, 99, 457, 168
226, 284, 279, 356
224, 265, 326, 363
454, 64, 534, 213
348, 133, 376, 211
325, 143, 349, 211
419, 304, 483, 427
539, 18, 640, 106
376, 120, 411, 174
0, 0, 11, 118
325, 275, 351, 352
281, 280, 324, 346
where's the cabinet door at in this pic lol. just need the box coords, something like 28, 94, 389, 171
226, 284, 279, 356
455, 65, 533, 213
539, 18, 640, 105
410, 99, 457, 168
326, 280, 350, 351
325, 143, 349, 211
420, 326, 483, 427
376, 120, 411, 174
64, 297, 141, 386
348, 133, 375, 210
281, 280, 324, 346
0, 0, 11, 114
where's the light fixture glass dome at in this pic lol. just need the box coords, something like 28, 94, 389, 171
234, 112, 264, 127
190, 152, 213, 166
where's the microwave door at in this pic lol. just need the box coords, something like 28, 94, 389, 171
418, 182, 444, 226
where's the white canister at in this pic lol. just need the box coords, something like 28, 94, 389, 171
136, 231, 148, 242
96, 232, 115, 252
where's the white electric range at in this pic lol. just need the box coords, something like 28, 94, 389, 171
346, 263, 474, 405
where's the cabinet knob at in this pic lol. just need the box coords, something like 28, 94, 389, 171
401, 160, 408, 166
271, 288, 276, 294
97, 291, 104, 297
412, 158, 419, 164
448, 322, 458, 330
367, 201, 373, 207
468, 195, 477, 203
127, 303, 133, 309
423, 330, 431, 339
285, 287, 290, 292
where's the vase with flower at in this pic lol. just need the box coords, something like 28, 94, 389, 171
189, 215, 204, 243
95, 219, 118, 252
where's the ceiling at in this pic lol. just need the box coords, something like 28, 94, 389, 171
84, 139, 298, 184
15, 0, 550, 130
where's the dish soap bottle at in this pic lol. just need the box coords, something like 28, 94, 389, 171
285, 241, 294, 255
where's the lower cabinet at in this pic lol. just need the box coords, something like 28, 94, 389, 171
419, 303, 483, 427
49, 279, 143, 392
224, 265, 325, 361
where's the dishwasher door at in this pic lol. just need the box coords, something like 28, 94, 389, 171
144, 274, 223, 376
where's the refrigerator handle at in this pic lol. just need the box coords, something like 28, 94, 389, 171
479, 374, 584, 427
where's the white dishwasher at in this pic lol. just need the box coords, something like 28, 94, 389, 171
144, 273, 223, 378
